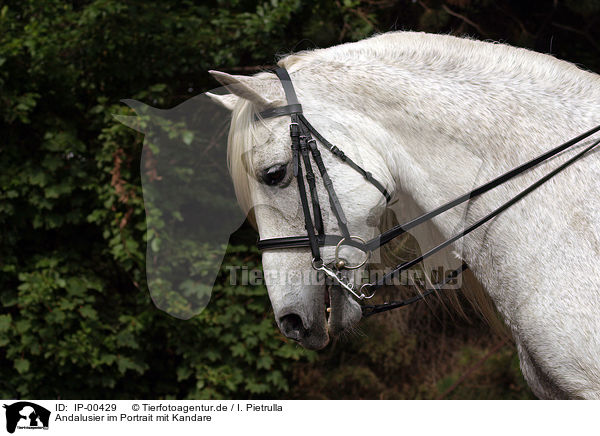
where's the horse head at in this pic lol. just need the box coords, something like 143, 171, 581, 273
208, 69, 393, 349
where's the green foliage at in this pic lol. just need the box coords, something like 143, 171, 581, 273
0, 0, 318, 399
1, 0, 598, 399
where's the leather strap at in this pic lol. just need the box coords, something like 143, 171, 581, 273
256, 68, 302, 118
256, 67, 390, 264
255, 68, 392, 204
362, 263, 468, 317
256, 104, 302, 120
298, 114, 393, 202
256, 234, 364, 251
258, 132, 600, 283
291, 113, 321, 263
369, 137, 600, 291
307, 137, 351, 239
299, 135, 324, 236
274, 68, 300, 105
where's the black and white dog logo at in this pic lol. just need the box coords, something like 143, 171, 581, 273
3, 402, 50, 433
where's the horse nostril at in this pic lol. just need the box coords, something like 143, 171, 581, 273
279, 314, 307, 341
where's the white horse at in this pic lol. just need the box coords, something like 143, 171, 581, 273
208, 31, 600, 399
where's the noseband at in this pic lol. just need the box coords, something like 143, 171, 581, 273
255, 67, 600, 316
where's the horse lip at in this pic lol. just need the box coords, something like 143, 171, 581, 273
326, 284, 341, 332
327, 281, 362, 337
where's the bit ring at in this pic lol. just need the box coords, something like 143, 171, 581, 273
359, 283, 377, 299
334, 236, 370, 270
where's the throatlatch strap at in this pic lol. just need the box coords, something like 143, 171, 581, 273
298, 114, 392, 203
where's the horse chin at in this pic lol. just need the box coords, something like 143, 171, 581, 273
294, 285, 362, 350
299, 330, 330, 350
326, 284, 362, 340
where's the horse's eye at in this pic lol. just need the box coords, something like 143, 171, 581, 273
263, 164, 287, 186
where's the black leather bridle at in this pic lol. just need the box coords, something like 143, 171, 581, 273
254, 67, 600, 316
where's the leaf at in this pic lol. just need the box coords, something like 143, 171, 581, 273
15, 320, 31, 334
182, 131, 194, 145
14, 358, 30, 374
177, 366, 193, 381
79, 306, 98, 319
116, 356, 146, 374
256, 354, 273, 370
151, 238, 160, 252
0, 314, 12, 332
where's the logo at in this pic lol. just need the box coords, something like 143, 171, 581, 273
3, 402, 50, 434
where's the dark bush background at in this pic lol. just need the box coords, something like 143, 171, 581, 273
1, 0, 599, 399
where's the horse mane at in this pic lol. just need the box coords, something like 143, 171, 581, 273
226, 96, 256, 219
280, 31, 600, 91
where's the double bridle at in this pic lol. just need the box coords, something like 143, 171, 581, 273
255, 67, 600, 316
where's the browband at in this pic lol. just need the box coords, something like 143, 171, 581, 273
256, 104, 303, 119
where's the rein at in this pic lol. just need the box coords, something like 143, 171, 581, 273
255, 67, 600, 316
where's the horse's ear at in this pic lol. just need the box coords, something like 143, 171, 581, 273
205, 92, 238, 111
209, 70, 273, 110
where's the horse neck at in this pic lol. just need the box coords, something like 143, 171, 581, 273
311, 36, 600, 240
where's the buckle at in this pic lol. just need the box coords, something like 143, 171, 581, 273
289, 122, 300, 136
